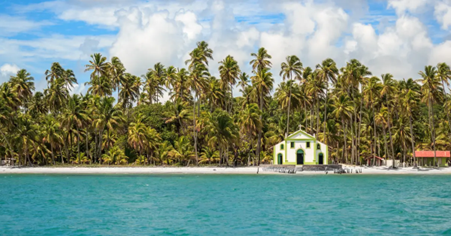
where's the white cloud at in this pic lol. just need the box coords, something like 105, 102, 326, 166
5, 0, 451, 95
0, 63, 20, 83
0, 15, 52, 36
435, 1, 451, 29
388, 0, 429, 15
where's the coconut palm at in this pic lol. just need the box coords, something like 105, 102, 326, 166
61, 94, 89, 164
250, 47, 272, 72
95, 97, 123, 163
85, 53, 109, 79
239, 103, 262, 165
251, 67, 274, 166
169, 136, 195, 166
218, 55, 241, 113
108, 56, 125, 93
42, 115, 62, 164
419, 66, 443, 166
280, 55, 303, 137
85, 75, 113, 97
381, 73, 397, 167
331, 94, 353, 163
10, 69, 35, 104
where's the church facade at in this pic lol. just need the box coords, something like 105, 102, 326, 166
273, 129, 328, 165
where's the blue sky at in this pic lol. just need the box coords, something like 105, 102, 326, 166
1, 0, 451, 95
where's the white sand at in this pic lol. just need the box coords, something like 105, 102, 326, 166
0, 165, 451, 175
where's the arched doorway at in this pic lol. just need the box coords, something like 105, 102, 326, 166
277, 153, 283, 165
318, 153, 324, 165
296, 149, 304, 165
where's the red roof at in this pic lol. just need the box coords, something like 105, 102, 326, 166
367, 156, 385, 160
415, 151, 450, 158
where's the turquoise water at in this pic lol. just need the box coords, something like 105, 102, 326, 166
1, 175, 451, 235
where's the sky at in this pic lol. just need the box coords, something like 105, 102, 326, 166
1, 0, 451, 96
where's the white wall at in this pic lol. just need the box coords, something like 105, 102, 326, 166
273, 138, 328, 165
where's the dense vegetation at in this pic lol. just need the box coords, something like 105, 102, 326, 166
0, 41, 449, 166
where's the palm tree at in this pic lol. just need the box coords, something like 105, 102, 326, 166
436, 63, 451, 136
144, 63, 166, 104
250, 47, 272, 72
10, 69, 35, 104
155, 141, 173, 165
205, 77, 225, 111
42, 115, 62, 164
0, 97, 13, 163
16, 114, 38, 166
205, 109, 239, 166
108, 56, 125, 94
95, 97, 123, 163
119, 73, 140, 111
399, 78, 420, 166
189, 63, 209, 165
239, 103, 262, 165
251, 67, 274, 165
363, 76, 382, 164
419, 66, 443, 166
381, 73, 397, 167
61, 94, 89, 164
200, 146, 219, 165
85, 53, 109, 79
128, 116, 147, 160
316, 58, 338, 143
331, 94, 353, 163
280, 55, 303, 137
45, 62, 64, 85
85, 75, 113, 97
169, 136, 195, 166
45, 79, 69, 114
218, 55, 240, 113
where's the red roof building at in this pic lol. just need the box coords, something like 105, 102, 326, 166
415, 151, 450, 158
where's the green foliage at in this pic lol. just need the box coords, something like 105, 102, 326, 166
1, 44, 451, 167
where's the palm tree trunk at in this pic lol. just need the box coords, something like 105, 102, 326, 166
316, 97, 320, 137
64, 134, 69, 164
381, 124, 388, 165
342, 117, 347, 164
357, 95, 364, 165
350, 113, 355, 165
77, 126, 81, 164
430, 98, 437, 166
310, 106, 313, 134
0, 129, 12, 165
51, 143, 55, 165
94, 134, 97, 163
256, 90, 263, 166
193, 95, 199, 165
408, 108, 416, 166
373, 104, 377, 166
98, 129, 104, 165
387, 105, 395, 168
86, 130, 90, 163
286, 85, 292, 138
323, 92, 328, 144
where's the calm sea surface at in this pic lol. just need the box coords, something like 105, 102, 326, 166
1, 174, 451, 235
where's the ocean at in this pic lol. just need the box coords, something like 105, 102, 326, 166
1, 174, 450, 235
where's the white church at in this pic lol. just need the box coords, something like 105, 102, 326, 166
273, 129, 329, 165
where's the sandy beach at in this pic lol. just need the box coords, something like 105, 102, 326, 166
1, 165, 451, 175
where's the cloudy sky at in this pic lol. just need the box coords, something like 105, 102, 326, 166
1, 0, 451, 95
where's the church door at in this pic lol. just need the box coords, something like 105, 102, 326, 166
296, 149, 304, 165
277, 154, 283, 165
318, 153, 324, 165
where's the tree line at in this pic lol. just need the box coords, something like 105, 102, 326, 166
0, 41, 449, 166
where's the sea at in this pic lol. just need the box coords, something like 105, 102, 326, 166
0, 174, 450, 235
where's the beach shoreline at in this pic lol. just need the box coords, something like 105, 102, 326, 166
1, 166, 451, 175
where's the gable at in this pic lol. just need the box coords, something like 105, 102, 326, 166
287, 130, 315, 140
